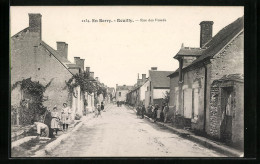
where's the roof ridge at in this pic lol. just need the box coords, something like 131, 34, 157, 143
11, 27, 29, 38
40, 41, 74, 75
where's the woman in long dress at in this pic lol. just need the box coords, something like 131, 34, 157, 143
61, 103, 70, 132
51, 106, 60, 135
157, 105, 162, 121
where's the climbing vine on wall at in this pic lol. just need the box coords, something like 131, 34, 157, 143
96, 86, 107, 98
65, 72, 96, 97
11, 78, 52, 125
163, 91, 170, 104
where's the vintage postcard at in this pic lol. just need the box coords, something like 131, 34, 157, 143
10, 6, 244, 157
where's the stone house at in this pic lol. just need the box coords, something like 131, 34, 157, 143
144, 67, 173, 108
126, 74, 147, 107
116, 84, 133, 102
11, 13, 86, 125
168, 16, 244, 148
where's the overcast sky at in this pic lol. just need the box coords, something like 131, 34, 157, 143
10, 6, 243, 88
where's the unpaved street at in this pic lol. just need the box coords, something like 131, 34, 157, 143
46, 104, 225, 157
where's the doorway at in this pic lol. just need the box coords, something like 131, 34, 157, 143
220, 87, 233, 142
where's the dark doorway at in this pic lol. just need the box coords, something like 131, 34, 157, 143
220, 87, 233, 142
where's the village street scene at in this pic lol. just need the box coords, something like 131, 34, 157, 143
10, 7, 244, 157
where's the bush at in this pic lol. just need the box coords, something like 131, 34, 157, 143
75, 113, 82, 120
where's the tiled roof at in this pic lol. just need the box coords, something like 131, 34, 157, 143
107, 87, 115, 93
174, 47, 204, 58
149, 70, 173, 88
11, 27, 29, 38
188, 16, 244, 67
169, 16, 244, 78
167, 68, 179, 78
40, 41, 72, 65
40, 41, 81, 74
218, 74, 244, 83
117, 85, 133, 91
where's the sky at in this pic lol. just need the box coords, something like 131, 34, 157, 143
10, 6, 244, 88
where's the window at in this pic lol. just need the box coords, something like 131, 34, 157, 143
119, 92, 121, 97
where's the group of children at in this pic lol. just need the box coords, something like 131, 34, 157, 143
94, 102, 105, 118
32, 102, 72, 138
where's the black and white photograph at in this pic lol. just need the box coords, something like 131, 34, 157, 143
10, 6, 245, 157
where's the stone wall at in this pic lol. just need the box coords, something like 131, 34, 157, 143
209, 32, 244, 83
207, 32, 244, 146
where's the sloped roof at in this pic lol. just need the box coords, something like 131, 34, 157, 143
218, 74, 244, 83
167, 68, 179, 78
188, 16, 244, 67
169, 16, 244, 78
149, 70, 173, 88
11, 27, 29, 38
174, 47, 204, 58
40, 41, 81, 72
40, 41, 72, 64
107, 87, 115, 93
11, 25, 81, 76
117, 85, 133, 91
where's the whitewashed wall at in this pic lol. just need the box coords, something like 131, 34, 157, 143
153, 89, 170, 99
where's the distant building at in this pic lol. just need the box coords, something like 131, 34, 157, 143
126, 74, 147, 107
107, 87, 116, 103
168, 16, 244, 148
116, 84, 133, 102
144, 67, 173, 108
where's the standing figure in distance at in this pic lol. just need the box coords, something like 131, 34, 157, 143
61, 103, 70, 132
51, 106, 60, 135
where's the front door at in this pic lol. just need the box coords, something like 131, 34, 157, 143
220, 87, 233, 142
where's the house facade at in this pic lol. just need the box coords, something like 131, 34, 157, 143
116, 84, 133, 102
126, 74, 147, 107
168, 16, 244, 148
11, 13, 86, 125
144, 67, 173, 108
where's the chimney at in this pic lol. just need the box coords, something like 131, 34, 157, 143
116, 84, 118, 90
151, 67, 157, 71
200, 21, 214, 48
74, 57, 84, 73
28, 13, 42, 40
142, 74, 146, 81
85, 67, 90, 72
89, 72, 94, 78
95, 77, 99, 82
56, 42, 68, 59
80, 59, 85, 72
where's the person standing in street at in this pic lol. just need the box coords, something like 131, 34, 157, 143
51, 106, 60, 135
101, 102, 105, 111
153, 104, 158, 122
97, 104, 102, 118
141, 105, 145, 119
150, 105, 154, 118
160, 104, 165, 122
44, 108, 55, 138
61, 103, 70, 132
157, 104, 162, 122
163, 103, 169, 123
